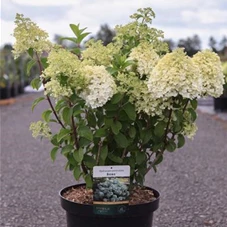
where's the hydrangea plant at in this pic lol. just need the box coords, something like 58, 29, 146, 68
13, 8, 225, 188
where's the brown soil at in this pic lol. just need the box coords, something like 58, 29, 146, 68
63, 185, 156, 205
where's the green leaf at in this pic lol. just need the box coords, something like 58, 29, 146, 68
73, 148, 84, 163
187, 108, 197, 122
174, 110, 183, 122
190, 99, 198, 109
100, 145, 108, 161
177, 134, 185, 148
141, 130, 153, 144
70, 24, 81, 37
87, 112, 96, 128
27, 48, 34, 57
67, 153, 77, 166
128, 156, 136, 169
136, 151, 146, 165
73, 165, 82, 180
26, 59, 36, 76
104, 118, 113, 127
111, 93, 124, 104
31, 96, 45, 112
41, 57, 48, 69
166, 140, 177, 152
51, 134, 58, 146
57, 128, 70, 142
77, 32, 90, 43
85, 174, 93, 189
94, 128, 106, 138
128, 126, 136, 138
172, 121, 182, 133
50, 147, 58, 161
42, 109, 52, 122
108, 153, 123, 163
152, 142, 164, 152
61, 37, 77, 43
79, 138, 91, 147
78, 126, 93, 141
31, 77, 42, 90
154, 121, 166, 137
62, 106, 73, 125
61, 144, 74, 156
83, 155, 96, 168
123, 102, 136, 121
114, 133, 129, 148
73, 104, 83, 116
154, 154, 163, 165
111, 121, 122, 135
55, 100, 66, 112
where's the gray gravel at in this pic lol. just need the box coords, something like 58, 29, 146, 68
0, 93, 227, 227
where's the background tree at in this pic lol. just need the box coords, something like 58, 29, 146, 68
92, 24, 115, 46
208, 36, 217, 52
219, 36, 227, 51
164, 39, 175, 52
177, 34, 201, 56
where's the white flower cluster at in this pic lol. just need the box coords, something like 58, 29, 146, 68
182, 123, 198, 139
42, 47, 80, 80
29, 121, 51, 139
192, 50, 224, 97
13, 14, 52, 58
79, 66, 116, 108
129, 42, 159, 77
147, 49, 202, 100
44, 79, 73, 98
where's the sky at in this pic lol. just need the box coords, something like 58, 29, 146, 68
1, 0, 227, 49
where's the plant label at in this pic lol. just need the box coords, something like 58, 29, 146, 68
93, 165, 130, 215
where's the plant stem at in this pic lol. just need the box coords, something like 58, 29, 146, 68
96, 141, 103, 165
35, 52, 65, 129
146, 108, 173, 173
121, 148, 127, 159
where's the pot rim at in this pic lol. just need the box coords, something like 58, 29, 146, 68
59, 183, 160, 207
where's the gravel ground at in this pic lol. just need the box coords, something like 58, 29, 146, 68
0, 93, 227, 227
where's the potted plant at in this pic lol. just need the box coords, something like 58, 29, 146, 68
214, 61, 227, 111
0, 50, 11, 100
12, 8, 225, 227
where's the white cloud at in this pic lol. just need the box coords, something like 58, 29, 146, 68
1, 0, 227, 48
182, 9, 227, 24
0, 19, 15, 46
11, 0, 77, 6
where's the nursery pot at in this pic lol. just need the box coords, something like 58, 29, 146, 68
0, 87, 11, 99
60, 184, 160, 227
214, 97, 227, 112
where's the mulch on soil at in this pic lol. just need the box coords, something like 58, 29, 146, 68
63, 185, 156, 205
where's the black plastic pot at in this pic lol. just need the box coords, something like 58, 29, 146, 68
0, 87, 11, 99
10, 84, 19, 97
60, 184, 160, 227
214, 97, 227, 112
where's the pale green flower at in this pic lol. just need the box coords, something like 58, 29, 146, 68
222, 62, 227, 77
192, 50, 225, 97
128, 42, 159, 77
82, 40, 120, 66
44, 79, 73, 98
79, 65, 116, 108
42, 47, 87, 94
114, 21, 168, 55
116, 72, 171, 116
222, 62, 227, 83
29, 121, 51, 139
42, 46, 80, 80
12, 14, 52, 58
147, 48, 202, 99
182, 122, 198, 139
